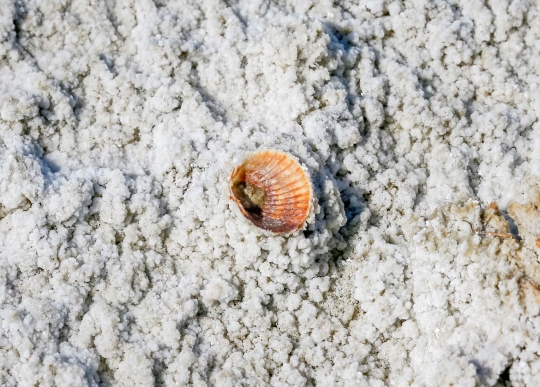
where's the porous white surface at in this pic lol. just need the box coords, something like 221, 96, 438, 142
1, 0, 539, 386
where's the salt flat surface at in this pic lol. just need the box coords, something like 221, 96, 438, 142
1, 0, 539, 386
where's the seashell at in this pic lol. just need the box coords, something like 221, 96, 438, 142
229, 150, 312, 234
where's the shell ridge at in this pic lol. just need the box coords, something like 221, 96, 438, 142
268, 181, 308, 194
262, 153, 287, 175
265, 155, 296, 179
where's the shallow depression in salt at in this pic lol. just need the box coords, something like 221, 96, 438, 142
1, 0, 540, 386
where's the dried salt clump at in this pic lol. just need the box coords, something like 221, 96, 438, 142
508, 184, 540, 249
400, 200, 535, 386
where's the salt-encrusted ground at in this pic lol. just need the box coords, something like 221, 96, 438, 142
1, 0, 539, 386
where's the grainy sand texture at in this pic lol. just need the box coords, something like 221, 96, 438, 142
1, 0, 540, 386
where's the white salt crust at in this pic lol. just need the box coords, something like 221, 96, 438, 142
0, 0, 539, 386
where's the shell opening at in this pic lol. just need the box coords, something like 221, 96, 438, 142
231, 181, 267, 219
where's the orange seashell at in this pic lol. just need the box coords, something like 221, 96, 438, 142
230, 150, 312, 234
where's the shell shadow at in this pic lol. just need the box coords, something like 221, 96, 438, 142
337, 180, 368, 244
297, 166, 368, 262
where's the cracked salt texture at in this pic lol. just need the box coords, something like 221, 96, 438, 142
0, 0, 540, 386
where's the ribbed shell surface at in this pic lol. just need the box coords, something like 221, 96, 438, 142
230, 150, 312, 233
